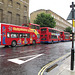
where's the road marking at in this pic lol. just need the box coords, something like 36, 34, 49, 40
0, 55, 4, 57
20, 50, 34, 53
19, 48, 41, 53
38, 52, 71, 75
8, 54, 44, 65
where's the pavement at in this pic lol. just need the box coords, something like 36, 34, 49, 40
46, 53, 75, 75
0, 45, 4, 47
38, 52, 75, 75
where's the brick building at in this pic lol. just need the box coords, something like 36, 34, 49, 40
30, 9, 72, 31
0, 0, 29, 25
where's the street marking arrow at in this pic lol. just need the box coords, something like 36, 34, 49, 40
8, 54, 44, 65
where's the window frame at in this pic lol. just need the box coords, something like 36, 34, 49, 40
7, 32, 10, 38
11, 33, 18, 38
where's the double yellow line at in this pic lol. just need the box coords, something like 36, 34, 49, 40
38, 52, 70, 75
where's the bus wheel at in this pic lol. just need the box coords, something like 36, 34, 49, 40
5, 45, 8, 47
11, 41, 17, 47
33, 40, 36, 45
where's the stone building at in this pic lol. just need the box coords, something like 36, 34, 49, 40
0, 0, 29, 25
30, 9, 72, 31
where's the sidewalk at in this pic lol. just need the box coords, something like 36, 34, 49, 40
47, 53, 75, 75
0, 45, 4, 47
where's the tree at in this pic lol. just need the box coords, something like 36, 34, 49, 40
34, 13, 56, 28
64, 26, 72, 33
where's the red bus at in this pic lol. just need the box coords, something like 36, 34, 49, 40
60, 31, 70, 41
40, 27, 61, 43
0, 23, 40, 47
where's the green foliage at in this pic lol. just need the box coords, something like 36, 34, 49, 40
64, 26, 72, 33
28, 17, 30, 23
34, 13, 56, 28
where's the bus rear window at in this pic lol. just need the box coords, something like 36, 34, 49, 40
31, 25, 36, 29
36, 26, 40, 29
41, 28, 47, 31
41, 38, 46, 40
60, 32, 63, 34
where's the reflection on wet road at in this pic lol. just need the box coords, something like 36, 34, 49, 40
0, 42, 73, 75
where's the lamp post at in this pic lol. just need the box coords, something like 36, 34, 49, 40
70, 2, 75, 70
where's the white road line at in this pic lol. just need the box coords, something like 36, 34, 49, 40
8, 54, 44, 65
19, 48, 41, 53
20, 50, 34, 53
0, 55, 4, 57
16, 54, 40, 59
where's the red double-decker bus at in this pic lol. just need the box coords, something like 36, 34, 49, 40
60, 31, 70, 41
40, 27, 61, 43
0, 23, 40, 47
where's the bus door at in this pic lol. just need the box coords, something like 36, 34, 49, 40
19, 33, 26, 45
48, 33, 51, 41
26, 33, 32, 44
20, 33, 31, 45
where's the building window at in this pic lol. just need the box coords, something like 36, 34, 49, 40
8, 0, 13, 6
7, 11, 12, 24
0, 9, 3, 22
16, 14, 20, 25
17, 2, 20, 9
23, 16, 27, 24
24, 5, 27, 11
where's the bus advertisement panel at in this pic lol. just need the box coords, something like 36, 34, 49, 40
0, 23, 40, 47
40, 27, 61, 43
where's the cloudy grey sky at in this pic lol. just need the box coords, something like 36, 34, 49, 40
29, 0, 75, 23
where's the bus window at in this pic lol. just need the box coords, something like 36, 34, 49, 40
41, 38, 46, 40
51, 35, 57, 39
11, 33, 18, 38
60, 32, 63, 35
19, 33, 27, 38
41, 35, 43, 37
19, 33, 23, 38
27, 33, 30, 38
53, 30, 56, 33
36, 26, 40, 29
31, 25, 36, 29
52, 30, 54, 33
7, 32, 10, 38
49, 29, 52, 32
41, 28, 47, 31
37, 34, 40, 38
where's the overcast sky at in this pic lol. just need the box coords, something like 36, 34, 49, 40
29, 0, 75, 23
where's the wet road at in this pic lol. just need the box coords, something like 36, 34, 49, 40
0, 41, 73, 75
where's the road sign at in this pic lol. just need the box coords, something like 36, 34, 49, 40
67, 9, 75, 20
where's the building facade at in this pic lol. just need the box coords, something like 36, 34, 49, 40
30, 9, 72, 31
0, 0, 29, 25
